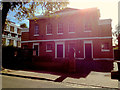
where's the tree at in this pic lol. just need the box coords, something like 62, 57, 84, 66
20, 23, 28, 28
2, 1, 69, 32
113, 25, 120, 50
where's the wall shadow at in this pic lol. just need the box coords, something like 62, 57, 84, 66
22, 59, 114, 82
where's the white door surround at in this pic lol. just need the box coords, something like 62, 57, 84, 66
33, 43, 39, 56
84, 40, 93, 59
55, 42, 65, 58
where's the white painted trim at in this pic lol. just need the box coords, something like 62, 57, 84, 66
46, 34, 53, 35
46, 24, 52, 35
21, 36, 112, 43
33, 43, 39, 56
57, 33, 63, 35
46, 50, 52, 52
21, 30, 29, 33
93, 58, 114, 60
57, 23, 63, 35
84, 40, 93, 59
68, 32, 75, 34
84, 31, 92, 32
46, 44, 52, 52
34, 34, 39, 36
55, 42, 65, 58
101, 49, 110, 52
75, 58, 84, 60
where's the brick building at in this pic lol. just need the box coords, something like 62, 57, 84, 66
21, 8, 113, 60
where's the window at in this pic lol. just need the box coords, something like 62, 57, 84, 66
101, 43, 110, 52
58, 23, 63, 34
46, 24, 52, 35
17, 28, 21, 34
46, 44, 52, 52
69, 24, 75, 33
6, 39, 10, 46
17, 41, 21, 47
34, 25, 39, 36
84, 23, 91, 32
10, 26, 14, 32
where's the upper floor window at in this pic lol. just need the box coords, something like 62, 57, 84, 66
34, 25, 39, 36
58, 23, 63, 34
46, 23, 52, 35
101, 43, 110, 52
69, 24, 75, 33
10, 26, 14, 32
84, 23, 91, 32
17, 28, 21, 34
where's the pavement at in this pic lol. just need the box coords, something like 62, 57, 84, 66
1, 68, 119, 89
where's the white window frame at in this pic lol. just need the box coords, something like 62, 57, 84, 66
57, 23, 63, 35
68, 24, 75, 34
101, 43, 110, 52
34, 25, 39, 36
46, 44, 52, 52
33, 43, 39, 56
55, 42, 65, 58
84, 23, 92, 32
84, 40, 93, 59
46, 24, 52, 35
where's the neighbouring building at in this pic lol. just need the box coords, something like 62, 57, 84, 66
21, 8, 113, 60
2, 21, 22, 47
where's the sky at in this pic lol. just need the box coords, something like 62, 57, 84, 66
7, 0, 119, 32
68, 0, 119, 32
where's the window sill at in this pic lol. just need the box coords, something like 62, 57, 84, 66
57, 33, 63, 35
69, 32, 75, 34
46, 50, 52, 52
34, 34, 39, 36
46, 34, 53, 35
84, 31, 91, 32
101, 49, 110, 52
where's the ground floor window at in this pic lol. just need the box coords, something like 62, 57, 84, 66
101, 43, 110, 52
46, 44, 52, 52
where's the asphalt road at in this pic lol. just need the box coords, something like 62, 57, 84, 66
2, 75, 73, 88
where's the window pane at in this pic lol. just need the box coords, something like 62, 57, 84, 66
47, 44, 52, 50
47, 24, 52, 34
69, 24, 74, 32
34, 25, 39, 35
58, 23, 63, 33
101, 43, 109, 50
85, 23, 91, 31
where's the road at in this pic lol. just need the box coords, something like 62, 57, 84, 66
2, 75, 73, 88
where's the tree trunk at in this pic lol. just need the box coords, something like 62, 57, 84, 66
2, 2, 11, 33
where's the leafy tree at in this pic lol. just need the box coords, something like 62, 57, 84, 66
20, 23, 28, 28
2, 1, 69, 32
113, 25, 120, 50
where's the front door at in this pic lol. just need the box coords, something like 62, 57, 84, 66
85, 43, 92, 59
57, 44, 63, 58
33, 43, 39, 56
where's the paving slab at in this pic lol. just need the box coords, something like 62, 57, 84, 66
2, 69, 61, 81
